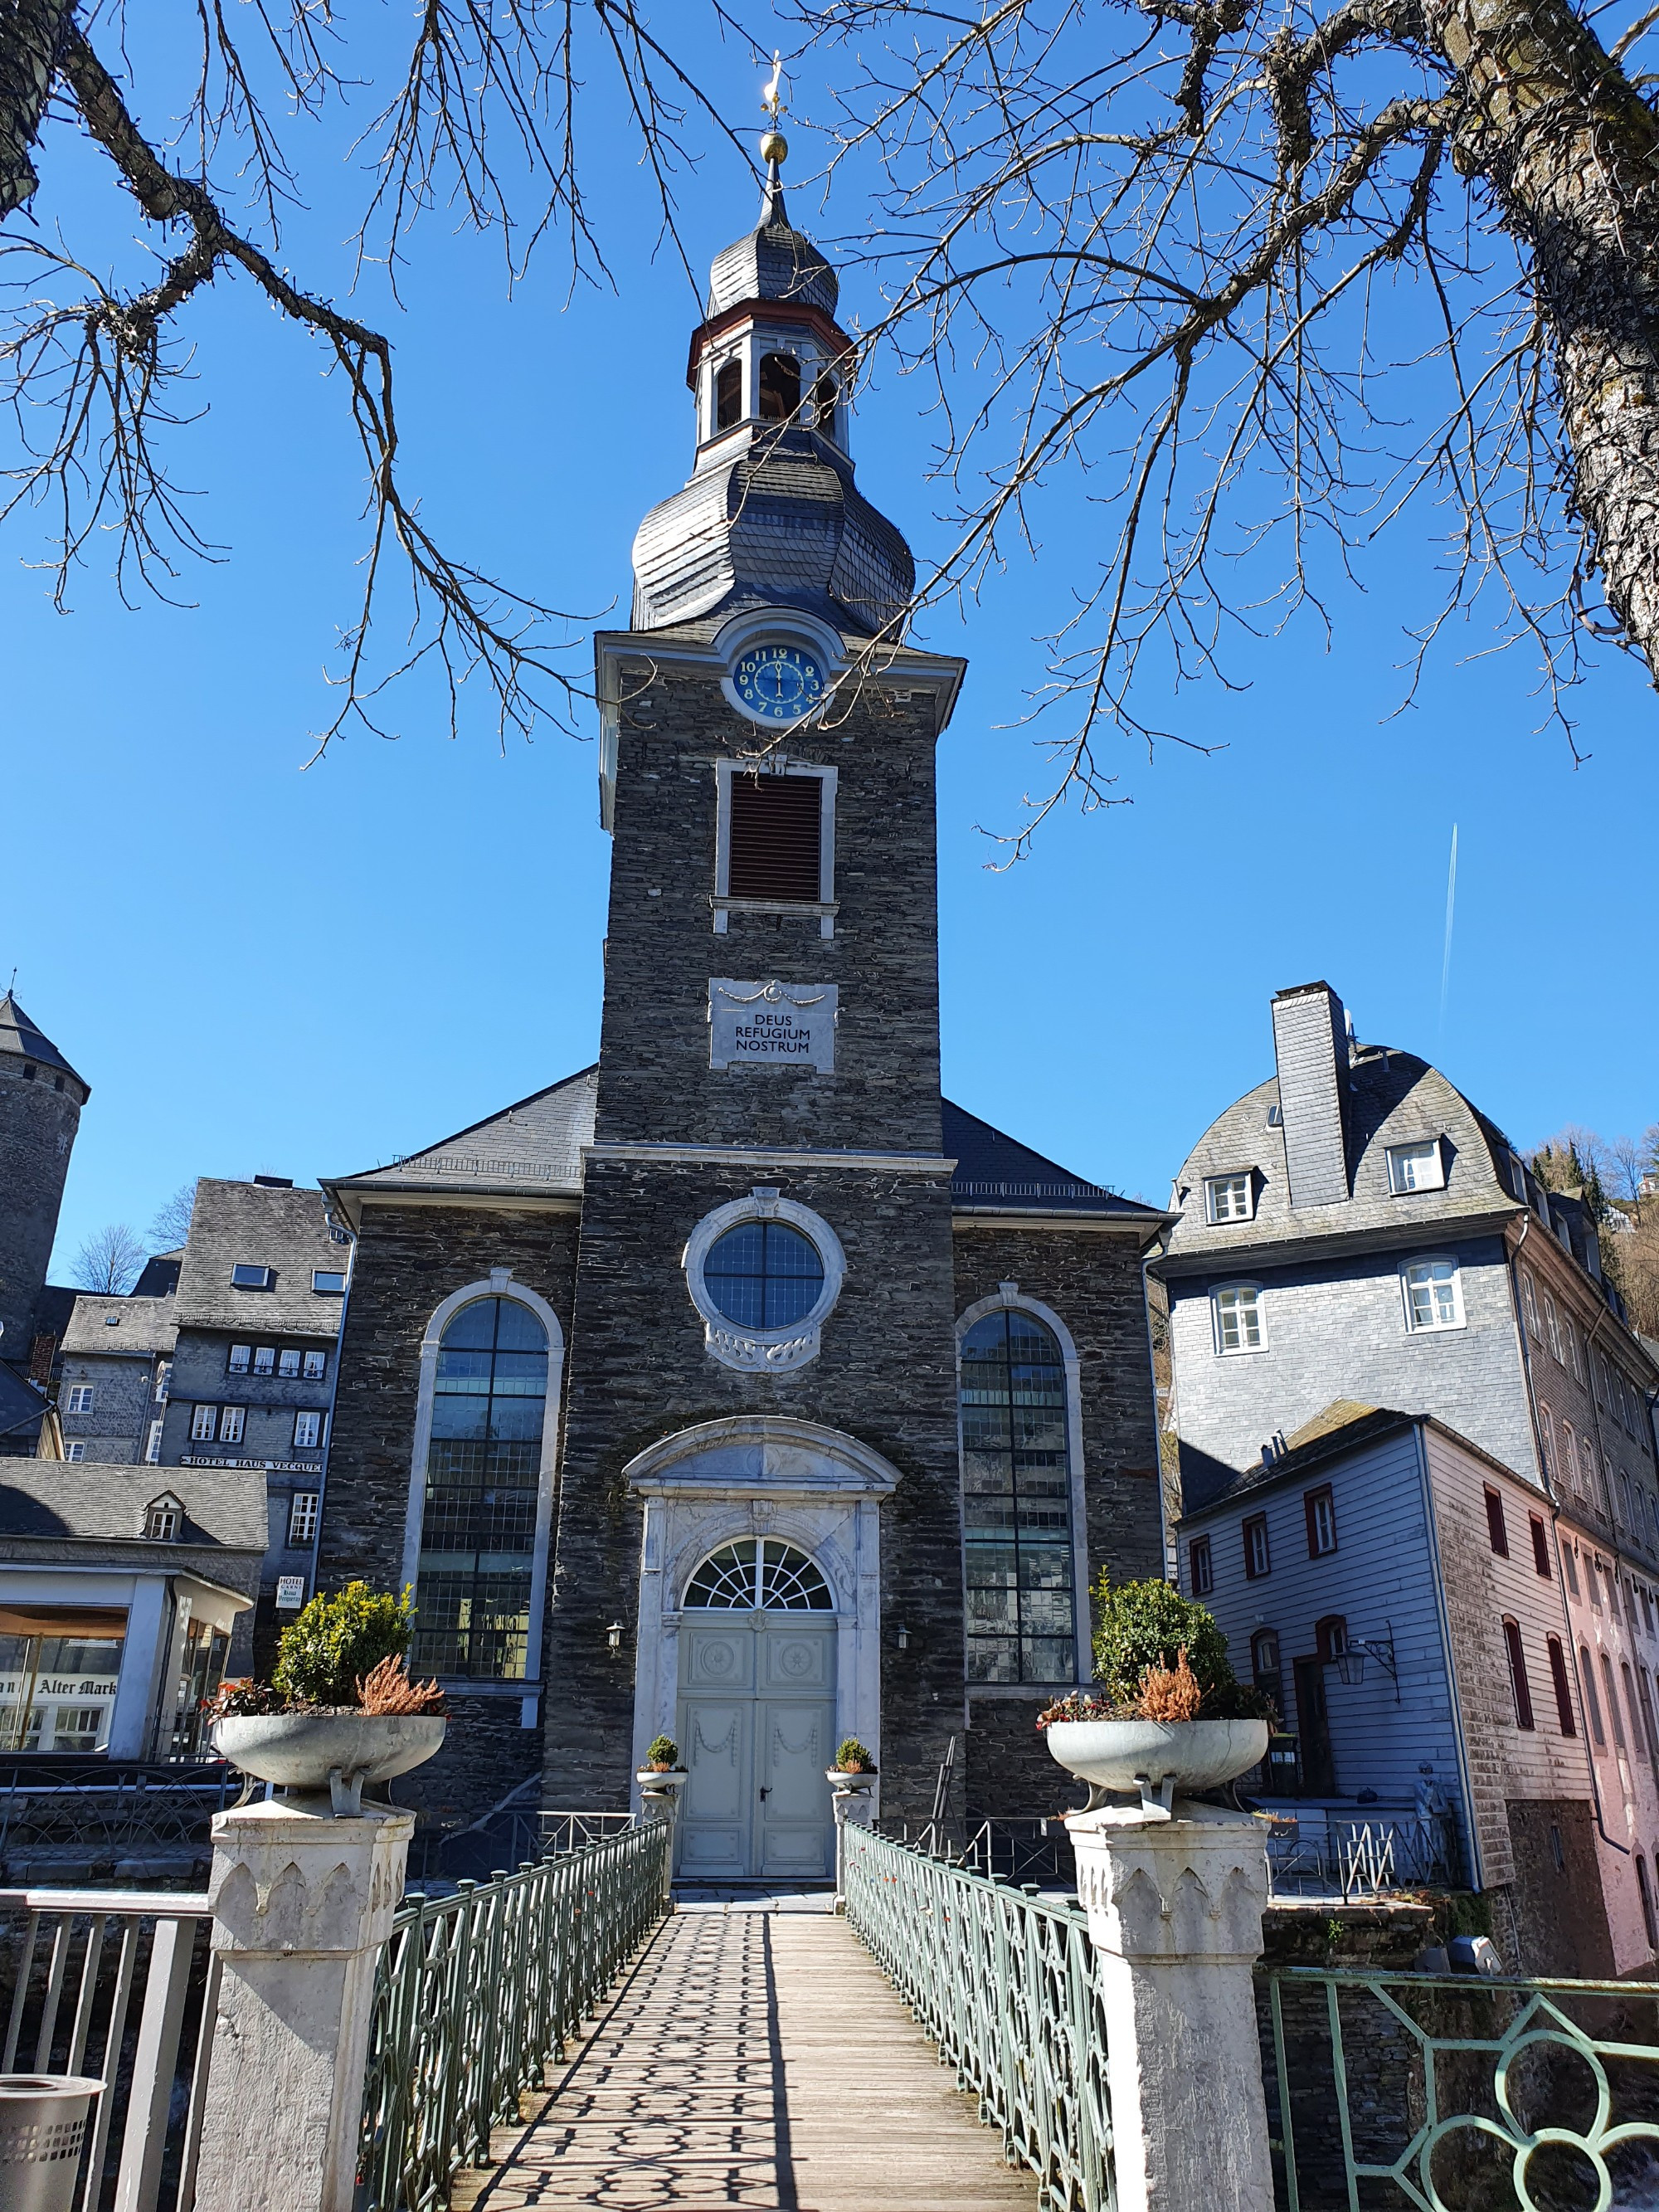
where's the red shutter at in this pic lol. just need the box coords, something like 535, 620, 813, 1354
1485, 1488, 1509, 1557
1546, 1637, 1576, 1735
1530, 1517, 1552, 1578
1503, 1619, 1535, 1730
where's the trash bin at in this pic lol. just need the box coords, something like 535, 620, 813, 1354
0, 2075, 105, 2212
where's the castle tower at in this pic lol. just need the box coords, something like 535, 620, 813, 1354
0, 993, 90, 1359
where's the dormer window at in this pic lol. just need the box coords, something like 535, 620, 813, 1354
144, 1493, 183, 1541
715, 357, 742, 431
1387, 1139, 1446, 1194
231, 1264, 274, 1289
1204, 1172, 1254, 1224
758, 352, 800, 421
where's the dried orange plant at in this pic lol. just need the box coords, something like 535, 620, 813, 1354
356, 1654, 445, 1717
1134, 1647, 1204, 1723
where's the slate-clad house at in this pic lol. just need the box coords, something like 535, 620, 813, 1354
314, 164, 1169, 1875
1158, 978, 1659, 1972
53, 1289, 178, 1465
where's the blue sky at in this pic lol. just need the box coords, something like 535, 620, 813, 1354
6, 22, 1653, 1275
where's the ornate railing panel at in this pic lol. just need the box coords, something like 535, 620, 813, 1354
843, 1823, 1114, 2211
356, 1818, 671, 2212
1269, 1966, 1659, 2210
1262, 1813, 1458, 1899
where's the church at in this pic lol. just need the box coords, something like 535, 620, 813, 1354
314, 159, 1168, 1879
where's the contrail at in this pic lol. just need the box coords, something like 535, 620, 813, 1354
1439, 824, 1458, 1030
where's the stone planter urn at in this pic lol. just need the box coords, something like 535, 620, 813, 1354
1044, 1717, 1268, 1820
825, 1766, 877, 1793
212, 1712, 447, 1817
635, 1765, 688, 1811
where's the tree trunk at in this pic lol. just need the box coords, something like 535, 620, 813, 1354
1432, 0, 1659, 682
0, 0, 75, 214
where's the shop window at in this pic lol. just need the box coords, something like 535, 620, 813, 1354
0, 1606, 127, 1754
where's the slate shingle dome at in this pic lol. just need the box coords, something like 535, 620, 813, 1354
630, 171, 915, 638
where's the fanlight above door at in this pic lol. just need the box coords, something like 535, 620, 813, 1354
683, 1538, 834, 1611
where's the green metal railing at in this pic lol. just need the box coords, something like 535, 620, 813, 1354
843, 1822, 1114, 2211
356, 1818, 671, 2212
1269, 1966, 1659, 2210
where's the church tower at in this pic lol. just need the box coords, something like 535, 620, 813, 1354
0, 993, 89, 1363
543, 141, 970, 1851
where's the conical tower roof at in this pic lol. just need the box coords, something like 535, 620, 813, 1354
705, 171, 839, 319
0, 993, 89, 1092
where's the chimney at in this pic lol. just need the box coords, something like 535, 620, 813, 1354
1270, 982, 1351, 1209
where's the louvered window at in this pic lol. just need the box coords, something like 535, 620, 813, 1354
727, 774, 822, 903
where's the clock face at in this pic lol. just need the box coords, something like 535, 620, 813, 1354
732, 642, 827, 723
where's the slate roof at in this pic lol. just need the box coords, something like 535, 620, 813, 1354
943, 1100, 1168, 1232
61, 1294, 179, 1359
0, 993, 87, 1091
1175, 1398, 1521, 1519
706, 175, 839, 319
1160, 1045, 1520, 1273
327, 1068, 597, 1211
173, 1180, 348, 1337
0, 1459, 267, 1552
0, 1362, 46, 1445
131, 1252, 182, 1299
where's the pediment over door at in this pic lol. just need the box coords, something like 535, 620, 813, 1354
623, 1417, 899, 1499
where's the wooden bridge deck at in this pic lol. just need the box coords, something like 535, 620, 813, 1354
454, 1900, 1040, 2210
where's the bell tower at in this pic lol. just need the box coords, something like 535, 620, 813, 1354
0, 992, 88, 1366
543, 116, 971, 1841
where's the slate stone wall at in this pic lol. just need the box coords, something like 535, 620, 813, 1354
314, 1201, 581, 1816
543, 1156, 963, 1824
0, 1060, 80, 1355
593, 662, 949, 1159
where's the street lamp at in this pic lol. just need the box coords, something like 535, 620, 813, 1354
1331, 1622, 1400, 1702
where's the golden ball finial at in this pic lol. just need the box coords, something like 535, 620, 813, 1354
760, 127, 788, 167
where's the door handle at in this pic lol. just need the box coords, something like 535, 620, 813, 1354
758, 1786, 770, 1800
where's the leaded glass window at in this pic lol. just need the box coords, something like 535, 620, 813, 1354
702, 1222, 824, 1331
414, 1296, 547, 1679
960, 1308, 1076, 1683
683, 1539, 833, 1610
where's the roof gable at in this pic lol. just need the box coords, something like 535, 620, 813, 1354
333, 1067, 598, 1198
943, 1099, 1163, 1222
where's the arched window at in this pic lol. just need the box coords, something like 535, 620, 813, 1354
960, 1307, 1075, 1683
1315, 1615, 1348, 1663
810, 373, 838, 439
758, 352, 800, 421
715, 358, 742, 430
1251, 1628, 1283, 1712
703, 1220, 823, 1331
684, 1539, 833, 1610
414, 1295, 548, 1679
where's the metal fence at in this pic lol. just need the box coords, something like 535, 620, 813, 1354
1268, 1964, 1659, 2210
1262, 1812, 1459, 1900
0, 1762, 233, 1885
843, 1822, 1114, 2211
356, 1816, 672, 2212
875, 1817, 1073, 1888
0, 1885, 216, 2212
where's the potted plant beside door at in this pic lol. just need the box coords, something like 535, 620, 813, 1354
826, 1737, 878, 1795
1039, 1576, 1271, 1819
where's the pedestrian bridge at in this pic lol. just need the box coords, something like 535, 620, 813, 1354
450, 1893, 1039, 2210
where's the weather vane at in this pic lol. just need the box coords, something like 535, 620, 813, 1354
760, 51, 788, 168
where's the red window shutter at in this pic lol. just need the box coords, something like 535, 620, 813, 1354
1485, 1489, 1509, 1557
1547, 1637, 1576, 1736
1530, 1517, 1552, 1578
1503, 1619, 1535, 1730
727, 776, 823, 902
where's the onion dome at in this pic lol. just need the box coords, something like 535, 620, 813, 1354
630, 161, 914, 639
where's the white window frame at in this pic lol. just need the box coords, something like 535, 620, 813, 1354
64, 1441, 85, 1462
1387, 1138, 1447, 1195
1306, 1488, 1339, 1557
956, 1286, 1090, 1683
1543, 1291, 1562, 1362
65, 1384, 94, 1415
402, 1271, 566, 1717
288, 1491, 320, 1547
190, 1404, 217, 1442
278, 1348, 302, 1379
1204, 1172, 1255, 1225
1520, 1269, 1540, 1338
253, 1346, 276, 1376
293, 1410, 323, 1450
302, 1350, 327, 1381
1244, 1513, 1271, 1578
1190, 1534, 1214, 1596
1400, 1255, 1465, 1334
144, 1419, 163, 1465
153, 1362, 171, 1402
218, 1405, 246, 1445
1211, 1282, 1266, 1356
711, 755, 839, 938
312, 1269, 347, 1295
227, 1344, 251, 1374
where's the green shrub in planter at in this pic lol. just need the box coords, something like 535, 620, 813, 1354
1089, 1573, 1272, 1722
834, 1737, 876, 1773
272, 1582, 414, 1708
645, 1735, 679, 1770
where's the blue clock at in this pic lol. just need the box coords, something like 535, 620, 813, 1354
732, 641, 827, 723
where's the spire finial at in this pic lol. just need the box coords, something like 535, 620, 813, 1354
759, 50, 788, 188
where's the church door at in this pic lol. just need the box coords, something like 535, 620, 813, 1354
674, 1540, 838, 1882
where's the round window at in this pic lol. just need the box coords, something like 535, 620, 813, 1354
703, 1220, 824, 1331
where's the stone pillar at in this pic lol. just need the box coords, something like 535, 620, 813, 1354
636, 1769, 686, 1903
192, 1798, 413, 2212
1066, 1799, 1272, 2212
829, 1771, 877, 1910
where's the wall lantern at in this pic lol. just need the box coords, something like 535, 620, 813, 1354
1332, 1622, 1400, 1703
606, 1620, 625, 1654
895, 1624, 910, 1652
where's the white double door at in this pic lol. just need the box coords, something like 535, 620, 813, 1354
676, 1611, 837, 1881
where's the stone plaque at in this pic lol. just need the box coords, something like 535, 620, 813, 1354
709, 980, 837, 1071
